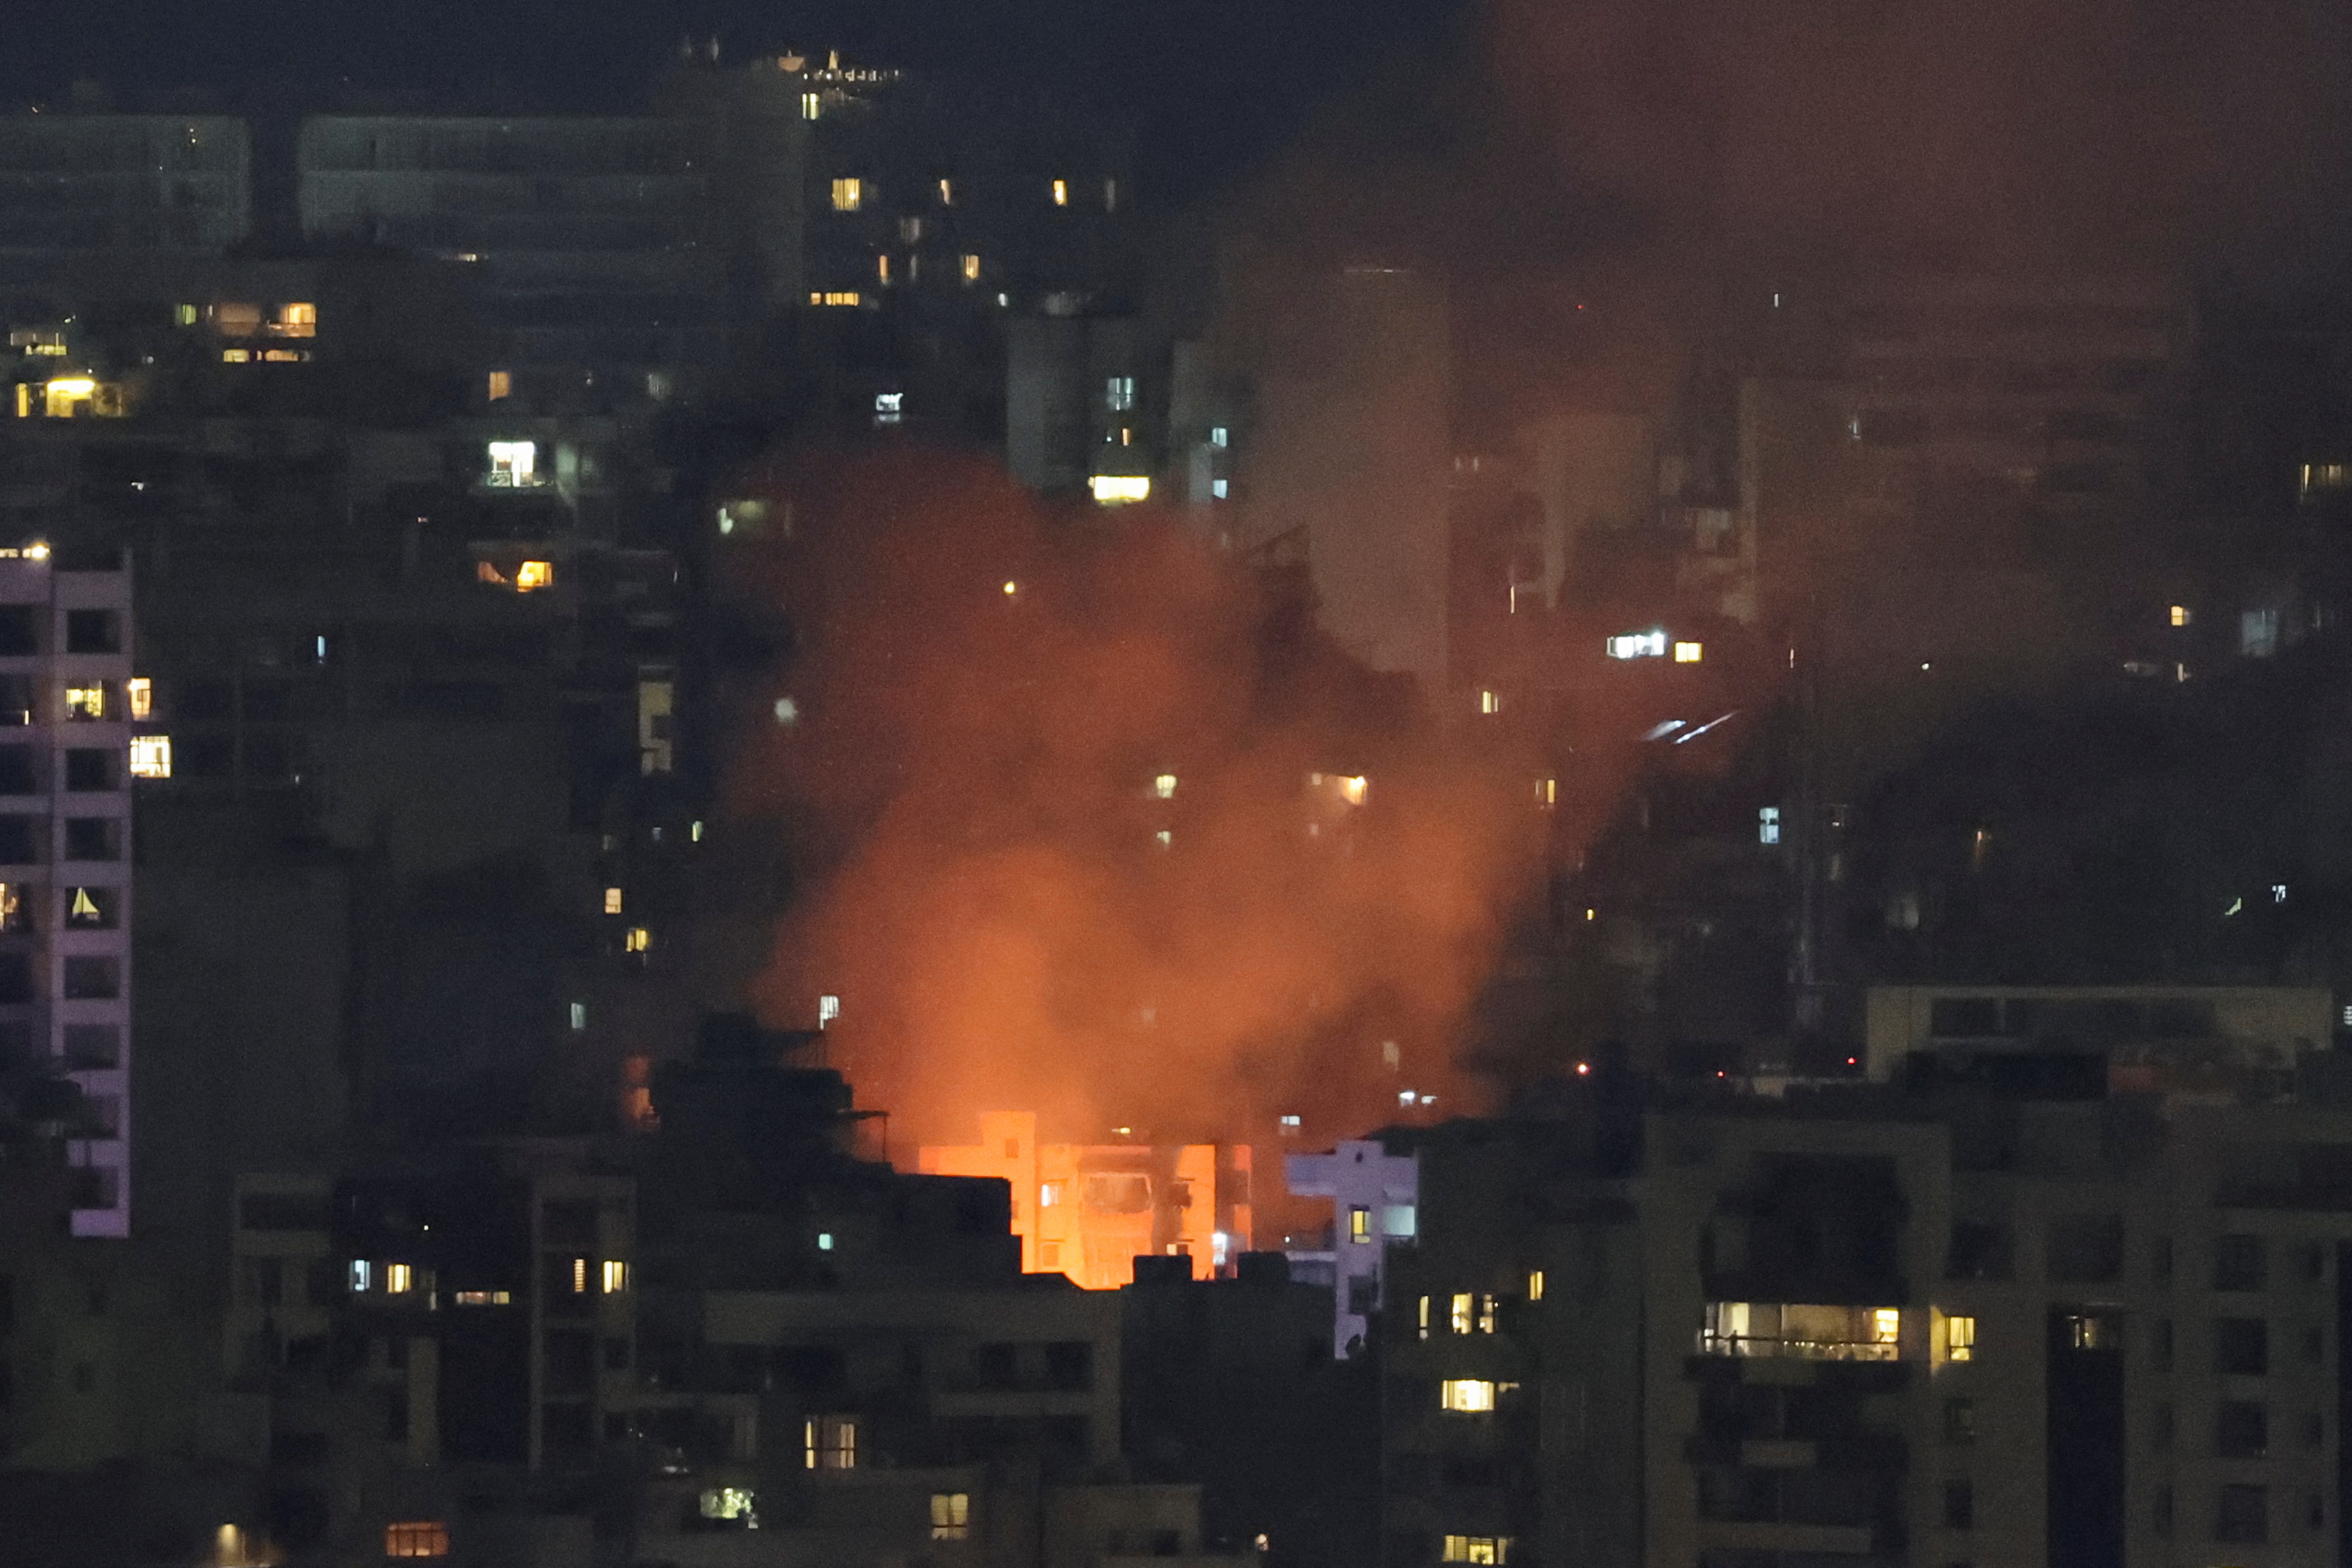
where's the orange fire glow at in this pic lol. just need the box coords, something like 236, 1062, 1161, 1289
724, 451, 1546, 1149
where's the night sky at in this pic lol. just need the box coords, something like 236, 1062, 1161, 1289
4, 0, 1466, 201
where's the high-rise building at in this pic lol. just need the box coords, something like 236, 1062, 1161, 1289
0, 549, 140, 1237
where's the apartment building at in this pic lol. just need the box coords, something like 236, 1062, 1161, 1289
1382, 1080, 2352, 1568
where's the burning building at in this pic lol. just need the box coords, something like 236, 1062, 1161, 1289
920, 1111, 1253, 1288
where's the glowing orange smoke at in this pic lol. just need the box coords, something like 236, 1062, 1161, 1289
725, 450, 1542, 1149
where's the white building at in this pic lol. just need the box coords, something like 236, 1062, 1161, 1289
1284, 1138, 1418, 1356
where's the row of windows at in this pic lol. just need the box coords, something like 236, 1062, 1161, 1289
825, 174, 1117, 213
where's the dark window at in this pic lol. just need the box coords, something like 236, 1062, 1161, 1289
544, 1329, 594, 1396
0, 748, 34, 795
1948, 1222, 2014, 1280
2217, 1400, 2267, 1458
64, 819, 119, 861
2216, 1318, 2269, 1376
385, 1386, 409, 1441
385, 1336, 408, 1370
603, 1337, 630, 1371
60, 956, 116, 1000
63, 611, 118, 654
1347, 1273, 1380, 1315
0, 954, 31, 1004
2299, 1243, 2325, 1283
972, 1343, 1017, 1388
541, 1401, 592, 1456
0, 608, 37, 656
1943, 1397, 1976, 1444
180, 733, 230, 778
541, 1200, 597, 1246
1943, 1478, 1975, 1530
0, 816, 40, 863
0, 677, 28, 726
2216, 1484, 2268, 1544
63, 750, 111, 791
1045, 1341, 1091, 1391
2048, 1214, 2125, 1283
2214, 1234, 2266, 1291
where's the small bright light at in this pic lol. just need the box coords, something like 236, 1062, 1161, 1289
485, 440, 538, 486
691, 820, 704, 842
44, 377, 95, 397
1279, 1113, 1300, 1127
818, 995, 841, 1026
1673, 641, 1703, 663
1153, 773, 1177, 799
1575, 1062, 1590, 1075
129, 735, 171, 779
514, 560, 553, 592
1003, 580, 1019, 596
1090, 475, 1150, 505
1480, 689, 1501, 715
1399, 1089, 1417, 1106
569, 1001, 586, 1031
1607, 630, 1667, 659
1154, 829, 1172, 849
2274, 883, 2289, 903
817, 1232, 834, 1251
1339, 775, 1368, 805
22, 542, 47, 562
603, 887, 623, 915
2170, 604, 2192, 627
775, 696, 800, 725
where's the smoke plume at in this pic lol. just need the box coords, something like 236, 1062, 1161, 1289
728, 451, 1542, 1147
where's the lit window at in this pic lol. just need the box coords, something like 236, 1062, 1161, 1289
385, 1522, 450, 1558
1107, 376, 1136, 412
1052, 178, 1069, 206
2304, 462, 2351, 495
1439, 1379, 1496, 1413
1946, 1314, 1976, 1363
1480, 690, 1501, 715
1211, 478, 1229, 499
271, 303, 316, 338
570, 1257, 588, 1294
67, 888, 106, 926
938, 178, 954, 204
65, 685, 104, 721
601, 1259, 628, 1293
1478, 1293, 1498, 1334
1700, 1302, 1903, 1361
125, 679, 151, 720
42, 377, 104, 417
487, 370, 511, 402
1451, 1293, 1473, 1334
485, 441, 538, 487
1104, 178, 1119, 211
569, 1001, 587, 1032
961, 253, 981, 282
931, 1491, 971, 1540
2169, 604, 2191, 627
1153, 773, 1177, 799
1417, 1295, 1430, 1341
804, 1415, 858, 1469
174, 304, 198, 327
349, 1260, 372, 1293
1442, 1537, 1512, 1565
1607, 629, 1667, 659
1090, 475, 1150, 504
878, 254, 891, 285
603, 887, 623, 915
1527, 1270, 1544, 1301
1536, 777, 1557, 806
1040, 1181, 1063, 1207
2243, 606, 2281, 657
809, 292, 863, 307
1153, 829, 1171, 849
1758, 806, 1781, 844
699, 1487, 756, 1522
625, 926, 650, 953
1673, 641, 1703, 663
831, 177, 863, 212
817, 1231, 834, 1250
1350, 1206, 1372, 1244
454, 1290, 511, 1306
129, 736, 171, 779
801, 92, 820, 120
514, 560, 553, 593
